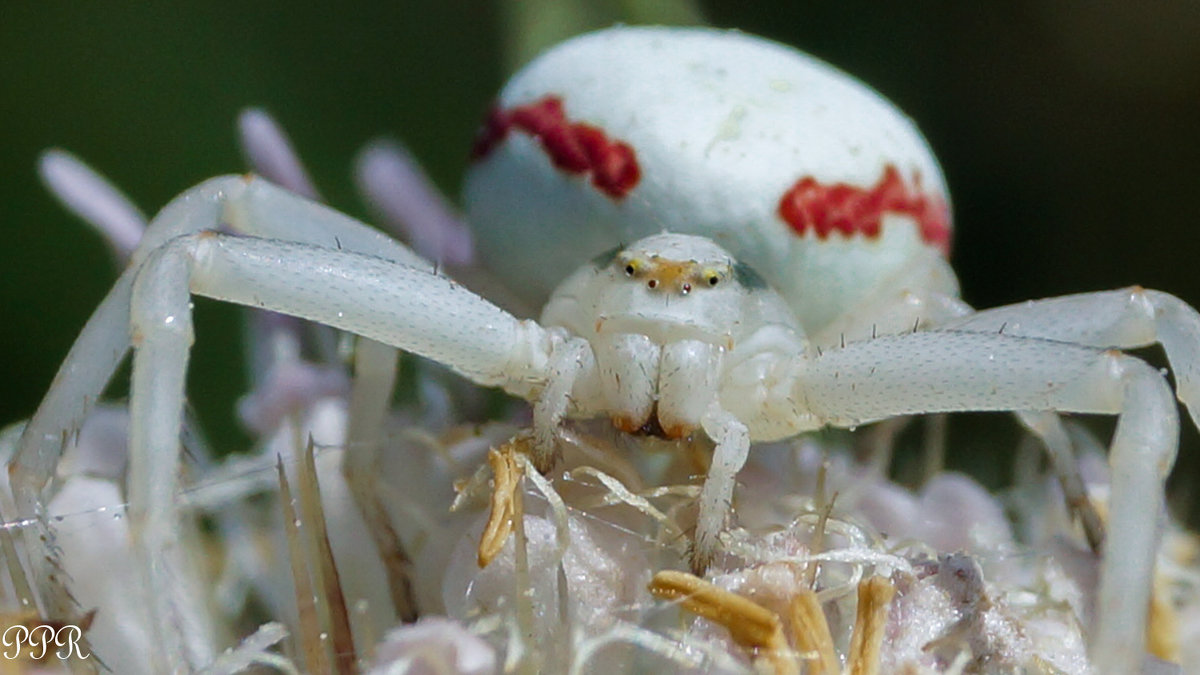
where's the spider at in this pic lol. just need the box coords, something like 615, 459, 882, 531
11, 25, 1199, 675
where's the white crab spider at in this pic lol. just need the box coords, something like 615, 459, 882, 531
10, 25, 1200, 674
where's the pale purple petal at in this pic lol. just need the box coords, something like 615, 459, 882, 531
236, 361, 350, 435
39, 149, 147, 260
237, 108, 321, 200
355, 139, 474, 265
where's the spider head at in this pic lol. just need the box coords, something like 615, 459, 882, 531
614, 237, 734, 297
542, 233, 787, 346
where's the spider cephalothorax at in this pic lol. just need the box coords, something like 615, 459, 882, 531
539, 233, 803, 441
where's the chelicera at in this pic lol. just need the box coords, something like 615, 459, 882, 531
12, 25, 1199, 675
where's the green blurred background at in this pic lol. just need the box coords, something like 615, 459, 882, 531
3, 2, 1199, 517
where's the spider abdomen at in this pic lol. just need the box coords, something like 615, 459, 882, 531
465, 26, 953, 337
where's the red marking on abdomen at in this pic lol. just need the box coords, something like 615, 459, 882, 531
471, 96, 641, 199
777, 165, 951, 254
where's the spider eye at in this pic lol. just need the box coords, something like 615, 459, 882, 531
708, 276, 720, 286
624, 264, 636, 276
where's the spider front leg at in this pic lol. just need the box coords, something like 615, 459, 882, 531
12, 177, 430, 505
943, 288, 1200, 427
790, 330, 1178, 675
16, 177, 557, 668
127, 230, 557, 667
945, 288, 1200, 548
